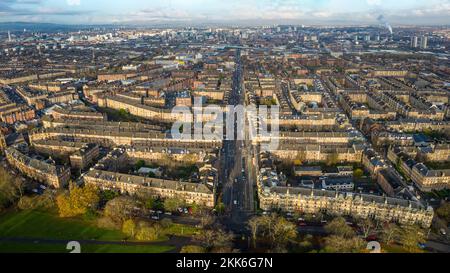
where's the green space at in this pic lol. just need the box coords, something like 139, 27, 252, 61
0, 242, 173, 254
383, 244, 424, 254
426, 189, 450, 200
0, 210, 174, 253
97, 107, 142, 123
163, 223, 199, 237
259, 98, 278, 106
134, 159, 199, 181
420, 130, 447, 140
425, 161, 450, 170
206, 99, 223, 105
0, 209, 125, 241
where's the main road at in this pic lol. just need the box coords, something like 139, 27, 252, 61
221, 49, 256, 234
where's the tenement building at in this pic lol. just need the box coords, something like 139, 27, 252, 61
256, 152, 433, 227
5, 147, 71, 188
83, 170, 215, 208
411, 163, 450, 192
259, 186, 433, 228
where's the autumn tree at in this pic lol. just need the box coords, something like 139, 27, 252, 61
0, 167, 23, 212
321, 216, 368, 253
164, 198, 185, 212
325, 217, 355, 238
323, 235, 366, 253
122, 219, 137, 238
354, 169, 364, 179
180, 245, 206, 253
103, 196, 137, 225
271, 216, 298, 249
398, 225, 427, 252
56, 182, 99, 218
436, 202, 450, 224
380, 222, 400, 245
18, 191, 55, 211
135, 223, 159, 241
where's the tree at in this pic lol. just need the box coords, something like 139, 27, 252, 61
122, 219, 137, 238
436, 202, 450, 223
180, 245, 206, 253
135, 225, 159, 241
354, 169, 364, 179
326, 153, 340, 166
214, 202, 226, 215
189, 203, 200, 215
97, 216, 120, 230
145, 197, 156, 209
164, 198, 184, 212
357, 218, 374, 238
135, 160, 146, 170
145, 197, 164, 210
272, 216, 298, 249
0, 167, 23, 212
323, 235, 366, 253
296, 235, 314, 253
194, 228, 234, 252
248, 217, 262, 248
380, 222, 400, 245
325, 217, 355, 239
104, 196, 136, 225
56, 182, 99, 218
18, 191, 55, 211
199, 215, 215, 229
398, 225, 426, 252
250, 215, 298, 250
100, 190, 119, 203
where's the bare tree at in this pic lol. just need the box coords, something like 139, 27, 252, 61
380, 222, 400, 245
357, 218, 374, 238
248, 217, 262, 248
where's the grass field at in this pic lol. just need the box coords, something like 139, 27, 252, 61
0, 242, 174, 253
0, 210, 175, 253
163, 223, 199, 237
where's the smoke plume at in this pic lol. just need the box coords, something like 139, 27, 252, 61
377, 15, 393, 35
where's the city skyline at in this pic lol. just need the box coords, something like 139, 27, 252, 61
0, 0, 449, 26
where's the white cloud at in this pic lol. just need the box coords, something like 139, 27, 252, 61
67, 0, 81, 6
366, 0, 382, 6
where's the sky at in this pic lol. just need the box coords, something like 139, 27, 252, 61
0, 0, 449, 25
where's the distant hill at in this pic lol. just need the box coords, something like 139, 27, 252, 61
0, 22, 116, 32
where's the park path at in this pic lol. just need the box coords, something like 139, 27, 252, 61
0, 235, 192, 253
